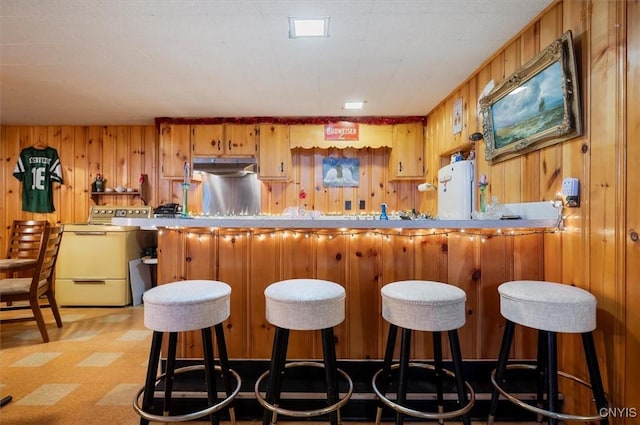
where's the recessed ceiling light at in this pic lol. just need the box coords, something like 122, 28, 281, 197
343, 101, 365, 110
289, 17, 330, 38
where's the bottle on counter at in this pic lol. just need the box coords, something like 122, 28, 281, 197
379, 203, 389, 220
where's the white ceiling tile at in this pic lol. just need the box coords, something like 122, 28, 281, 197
1, 0, 554, 124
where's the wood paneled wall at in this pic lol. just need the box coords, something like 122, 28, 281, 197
0, 128, 421, 262
0, 126, 158, 227
276, 147, 421, 215
422, 0, 638, 420
626, 1, 639, 421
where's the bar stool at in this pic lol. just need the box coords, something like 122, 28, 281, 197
133, 280, 241, 425
372, 280, 474, 425
254, 279, 354, 425
487, 280, 609, 425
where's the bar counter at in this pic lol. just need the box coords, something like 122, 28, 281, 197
113, 202, 561, 362
112, 215, 558, 230
111, 201, 561, 230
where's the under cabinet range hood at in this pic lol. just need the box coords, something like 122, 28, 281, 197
192, 157, 257, 175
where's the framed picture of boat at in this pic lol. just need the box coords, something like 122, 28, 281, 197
480, 30, 582, 163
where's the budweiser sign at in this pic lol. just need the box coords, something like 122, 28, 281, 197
324, 122, 359, 141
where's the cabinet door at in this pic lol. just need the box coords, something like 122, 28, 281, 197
225, 124, 257, 156
192, 124, 225, 156
389, 122, 425, 179
159, 123, 191, 179
258, 124, 291, 180
192, 124, 256, 156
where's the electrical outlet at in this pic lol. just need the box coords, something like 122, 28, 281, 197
359, 200, 366, 210
562, 177, 580, 207
345, 200, 352, 210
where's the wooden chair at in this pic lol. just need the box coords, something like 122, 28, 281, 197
5, 220, 50, 260
0, 226, 64, 342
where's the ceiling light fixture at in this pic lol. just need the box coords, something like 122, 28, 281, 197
289, 17, 330, 38
343, 101, 365, 110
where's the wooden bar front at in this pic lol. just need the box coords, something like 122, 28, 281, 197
156, 226, 549, 361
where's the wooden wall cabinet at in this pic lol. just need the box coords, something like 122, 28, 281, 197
225, 124, 257, 156
389, 122, 425, 179
192, 124, 257, 157
258, 124, 291, 180
161, 123, 257, 180
159, 123, 191, 179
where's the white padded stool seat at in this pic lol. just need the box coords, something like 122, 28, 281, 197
143, 280, 231, 333
499, 280, 596, 333
381, 280, 466, 332
265, 279, 345, 330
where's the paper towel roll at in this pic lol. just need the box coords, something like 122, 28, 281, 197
417, 183, 435, 192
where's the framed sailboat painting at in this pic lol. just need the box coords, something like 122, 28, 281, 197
480, 30, 582, 163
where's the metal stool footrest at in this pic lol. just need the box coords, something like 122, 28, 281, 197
372, 362, 475, 420
254, 361, 354, 418
490, 363, 607, 422
133, 364, 241, 423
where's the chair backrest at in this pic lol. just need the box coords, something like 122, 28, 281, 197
6, 220, 50, 259
32, 226, 64, 295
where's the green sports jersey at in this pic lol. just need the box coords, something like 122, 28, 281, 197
13, 146, 64, 213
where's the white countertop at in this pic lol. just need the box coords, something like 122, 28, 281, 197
111, 216, 560, 230
111, 202, 562, 230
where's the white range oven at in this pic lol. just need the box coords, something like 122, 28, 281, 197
56, 205, 154, 306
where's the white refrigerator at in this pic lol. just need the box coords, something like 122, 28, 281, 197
437, 160, 475, 220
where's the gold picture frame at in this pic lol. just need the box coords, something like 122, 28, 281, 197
480, 30, 582, 163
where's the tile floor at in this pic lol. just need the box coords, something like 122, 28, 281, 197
1, 305, 152, 424
1, 304, 533, 425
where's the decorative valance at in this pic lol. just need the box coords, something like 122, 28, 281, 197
155, 116, 426, 149
289, 124, 394, 149
155, 116, 425, 127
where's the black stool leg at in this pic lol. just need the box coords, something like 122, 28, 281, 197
375, 324, 399, 424
321, 327, 340, 425
262, 327, 290, 425
140, 331, 163, 425
202, 327, 219, 425
547, 331, 559, 425
448, 330, 471, 425
395, 327, 412, 425
582, 332, 609, 425
214, 323, 236, 422
433, 331, 444, 425
535, 330, 548, 424
488, 320, 516, 425
163, 332, 178, 416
